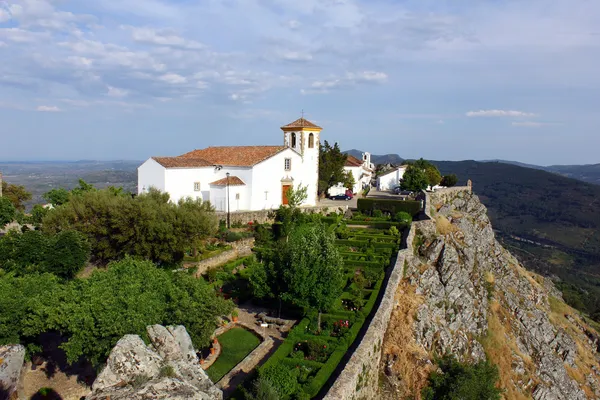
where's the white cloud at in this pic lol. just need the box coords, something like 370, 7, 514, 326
107, 86, 129, 97
511, 121, 553, 127
285, 20, 301, 30
126, 26, 204, 50
36, 105, 61, 112
303, 71, 388, 94
466, 109, 537, 117
280, 51, 312, 62
158, 73, 187, 84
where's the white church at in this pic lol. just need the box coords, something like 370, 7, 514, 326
137, 118, 322, 212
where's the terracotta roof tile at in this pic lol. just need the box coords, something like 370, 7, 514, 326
209, 176, 246, 186
180, 146, 286, 167
281, 118, 322, 129
152, 157, 213, 168
344, 155, 363, 167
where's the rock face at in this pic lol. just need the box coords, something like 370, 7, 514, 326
0, 344, 25, 399
88, 325, 222, 400
382, 190, 600, 399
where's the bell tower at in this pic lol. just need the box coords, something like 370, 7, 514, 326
280, 116, 323, 205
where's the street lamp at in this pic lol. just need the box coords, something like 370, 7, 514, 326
226, 172, 231, 229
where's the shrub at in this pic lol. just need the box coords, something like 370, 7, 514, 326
357, 198, 421, 217
372, 209, 383, 218
225, 231, 244, 242
0, 197, 16, 227
259, 364, 298, 399
421, 355, 502, 400
394, 211, 413, 224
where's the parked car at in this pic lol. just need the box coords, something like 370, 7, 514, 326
330, 189, 353, 201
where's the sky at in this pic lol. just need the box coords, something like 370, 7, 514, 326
0, 0, 599, 165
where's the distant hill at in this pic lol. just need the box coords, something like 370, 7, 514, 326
481, 160, 600, 186
344, 149, 404, 165
433, 160, 600, 318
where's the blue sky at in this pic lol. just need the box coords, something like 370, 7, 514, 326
0, 0, 598, 165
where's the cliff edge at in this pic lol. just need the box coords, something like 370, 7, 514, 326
382, 189, 600, 399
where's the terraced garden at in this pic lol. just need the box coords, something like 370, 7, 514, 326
254, 215, 404, 398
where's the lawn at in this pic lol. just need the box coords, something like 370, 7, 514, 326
206, 327, 261, 383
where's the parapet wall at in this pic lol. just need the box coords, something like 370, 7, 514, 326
323, 224, 416, 400
215, 204, 347, 225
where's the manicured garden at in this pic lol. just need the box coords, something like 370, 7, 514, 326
206, 327, 261, 383
242, 212, 408, 399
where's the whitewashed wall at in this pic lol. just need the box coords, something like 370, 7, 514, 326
377, 167, 407, 191
137, 159, 166, 195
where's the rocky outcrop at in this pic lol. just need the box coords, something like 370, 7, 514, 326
382, 189, 600, 399
0, 345, 25, 399
88, 325, 222, 400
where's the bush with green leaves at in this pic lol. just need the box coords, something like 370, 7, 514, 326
394, 211, 413, 224
259, 364, 298, 400
421, 355, 502, 400
42, 188, 217, 266
0, 196, 16, 227
441, 174, 459, 187
20, 257, 233, 365
0, 230, 90, 279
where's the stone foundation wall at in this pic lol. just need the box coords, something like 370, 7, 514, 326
322, 224, 416, 400
187, 238, 255, 277
215, 205, 348, 225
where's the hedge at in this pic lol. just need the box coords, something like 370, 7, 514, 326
280, 357, 325, 370
335, 239, 398, 250
343, 260, 387, 268
357, 198, 422, 216
346, 220, 408, 229
305, 345, 348, 397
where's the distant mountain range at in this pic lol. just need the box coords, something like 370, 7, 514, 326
345, 150, 600, 186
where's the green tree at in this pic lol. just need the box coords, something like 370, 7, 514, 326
30, 204, 49, 226
286, 184, 308, 209
318, 141, 347, 195
42, 188, 217, 266
259, 365, 298, 400
441, 174, 459, 187
421, 355, 502, 400
1, 181, 32, 211
281, 224, 344, 329
425, 167, 442, 187
26, 257, 232, 365
343, 171, 356, 192
70, 179, 96, 196
0, 196, 16, 227
248, 376, 280, 400
45, 231, 91, 279
43, 188, 70, 206
401, 165, 428, 192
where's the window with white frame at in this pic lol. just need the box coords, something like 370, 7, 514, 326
265, 191, 268, 200
235, 193, 240, 200
194, 182, 201, 191
284, 158, 292, 171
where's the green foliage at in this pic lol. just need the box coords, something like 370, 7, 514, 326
421, 355, 502, 400
42, 188, 217, 266
0, 272, 63, 347
259, 364, 298, 399
159, 364, 177, 378
30, 204, 49, 226
286, 184, 308, 209
357, 198, 421, 217
281, 224, 345, 326
43, 188, 70, 206
394, 211, 413, 224
18, 257, 233, 365
247, 376, 280, 400
0, 230, 90, 279
441, 174, 458, 187
319, 141, 347, 195
0, 196, 16, 227
342, 171, 356, 191
401, 165, 428, 191
425, 167, 442, 187
1, 180, 32, 211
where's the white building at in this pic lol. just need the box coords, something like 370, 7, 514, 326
137, 118, 322, 211
344, 152, 375, 193
377, 166, 408, 191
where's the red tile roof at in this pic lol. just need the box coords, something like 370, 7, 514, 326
180, 146, 286, 167
280, 118, 322, 129
344, 155, 363, 167
152, 156, 213, 168
209, 176, 246, 186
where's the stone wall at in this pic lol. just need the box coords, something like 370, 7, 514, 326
186, 238, 255, 277
0, 344, 25, 399
322, 224, 416, 400
215, 204, 348, 225
426, 186, 471, 216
